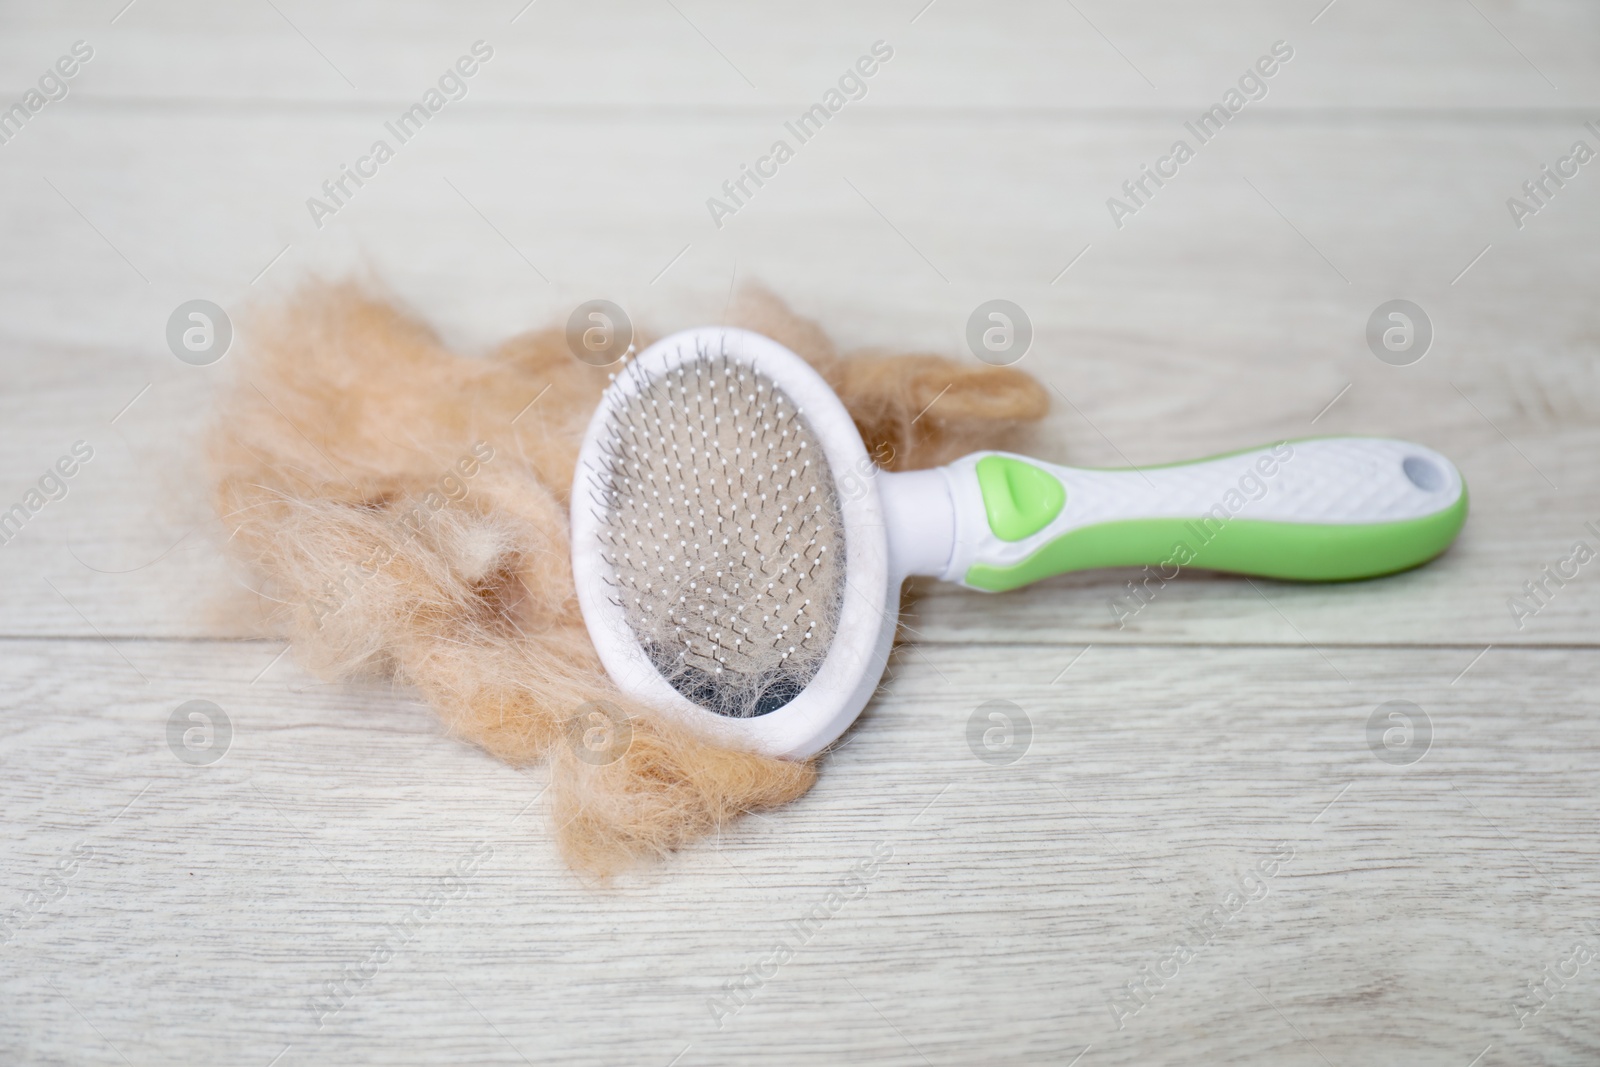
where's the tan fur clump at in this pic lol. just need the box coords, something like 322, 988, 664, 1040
726, 287, 1050, 469
210, 281, 1047, 875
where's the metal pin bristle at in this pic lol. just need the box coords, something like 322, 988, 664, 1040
591, 343, 845, 718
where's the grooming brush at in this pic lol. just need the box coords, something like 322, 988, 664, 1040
572, 327, 1468, 758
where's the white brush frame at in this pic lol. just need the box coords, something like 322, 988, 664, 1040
572, 327, 910, 759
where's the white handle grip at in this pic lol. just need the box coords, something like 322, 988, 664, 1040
878, 438, 1467, 589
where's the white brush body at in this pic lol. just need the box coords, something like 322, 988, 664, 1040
573, 327, 897, 759
574, 329, 1467, 760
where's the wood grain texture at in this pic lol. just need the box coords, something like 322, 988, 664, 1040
3, 0, 1596, 109
1, 114, 1596, 643
1, 1, 1597, 1064
3, 640, 1598, 1066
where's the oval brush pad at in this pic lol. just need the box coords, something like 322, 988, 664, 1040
597, 348, 846, 717
572, 327, 900, 759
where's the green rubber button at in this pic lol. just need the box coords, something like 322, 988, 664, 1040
975, 455, 1066, 542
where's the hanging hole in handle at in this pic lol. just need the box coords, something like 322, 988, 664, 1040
1402, 455, 1445, 492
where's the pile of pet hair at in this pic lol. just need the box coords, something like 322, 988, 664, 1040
211, 283, 1047, 873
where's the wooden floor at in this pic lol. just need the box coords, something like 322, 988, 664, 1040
2, 2, 1597, 1064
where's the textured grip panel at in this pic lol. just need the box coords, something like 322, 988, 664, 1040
942, 438, 1467, 588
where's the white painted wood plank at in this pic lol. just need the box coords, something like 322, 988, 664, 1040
2, 0, 1594, 110
0, 112, 1593, 642
2, 639, 1596, 1064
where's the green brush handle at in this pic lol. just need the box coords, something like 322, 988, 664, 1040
909, 438, 1467, 591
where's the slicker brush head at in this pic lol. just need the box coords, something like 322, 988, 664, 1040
589, 337, 847, 719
